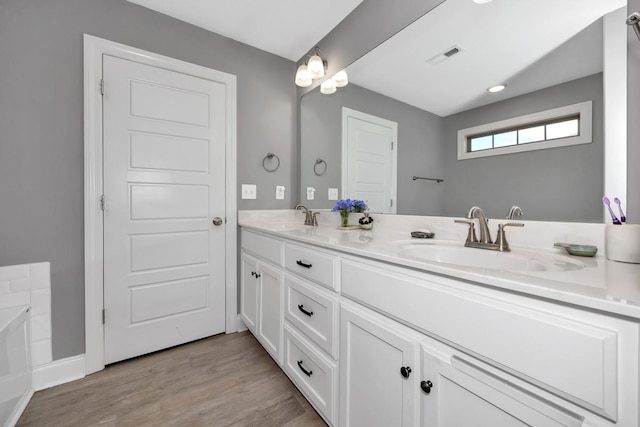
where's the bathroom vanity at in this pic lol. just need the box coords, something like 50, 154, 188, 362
239, 210, 640, 427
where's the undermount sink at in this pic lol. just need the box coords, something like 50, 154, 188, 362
261, 222, 311, 232
396, 241, 585, 272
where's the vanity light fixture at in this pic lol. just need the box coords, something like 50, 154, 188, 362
295, 47, 328, 87
295, 47, 349, 95
487, 84, 507, 93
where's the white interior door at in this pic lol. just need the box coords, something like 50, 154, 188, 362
103, 55, 226, 364
342, 108, 397, 213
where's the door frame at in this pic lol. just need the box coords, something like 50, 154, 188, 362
83, 34, 238, 374
341, 107, 398, 213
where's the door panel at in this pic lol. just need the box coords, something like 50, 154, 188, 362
257, 263, 283, 362
340, 304, 419, 427
342, 108, 397, 213
103, 55, 226, 364
129, 132, 209, 172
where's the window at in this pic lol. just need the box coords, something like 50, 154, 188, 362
457, 101, 592, 160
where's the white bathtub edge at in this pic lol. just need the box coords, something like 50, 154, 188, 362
33, 354, 85, 391
6, 388, 34, 427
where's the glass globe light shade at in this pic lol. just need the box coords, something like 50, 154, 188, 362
307, 54, 325, 79
320, 78, 337, 95
332, 69, 348, 87
295, 64, 312, 87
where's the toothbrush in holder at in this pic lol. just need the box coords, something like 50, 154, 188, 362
602, 197, 622, 224
614, 197, 626, 223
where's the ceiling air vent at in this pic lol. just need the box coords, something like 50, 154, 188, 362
427, 45, 463, 65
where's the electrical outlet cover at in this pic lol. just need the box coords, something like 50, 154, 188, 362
276, 186, 285, 200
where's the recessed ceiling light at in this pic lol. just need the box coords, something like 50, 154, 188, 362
473, 0, 493, 3
487, 84, 507, 93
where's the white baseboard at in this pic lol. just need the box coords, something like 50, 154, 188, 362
236, 315, 248, 332
33, 354, 86, 391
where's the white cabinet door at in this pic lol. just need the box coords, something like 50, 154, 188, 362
240, 252, 259, 333
257, 262, 283, 364
420, 345, 581, 427
240, 251, 283, 364
340, 303, 420, 427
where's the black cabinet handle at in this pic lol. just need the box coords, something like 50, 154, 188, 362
296, 260, 313, 269
251, 271, 256, 277
298, 304, 314, 317
255, 273, 261, 278
421, 380, 433, 394
400, 366, 412, 378
297, 360, 313, 377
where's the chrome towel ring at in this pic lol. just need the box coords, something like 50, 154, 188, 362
314, 158, 327, 176
262, 152, 280, 172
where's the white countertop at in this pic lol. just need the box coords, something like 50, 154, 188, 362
239, 210, 640, 320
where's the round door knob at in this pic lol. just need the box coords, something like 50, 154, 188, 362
212, 217, 223, 226
420, 380, 433, 394
400, 366, 412, 378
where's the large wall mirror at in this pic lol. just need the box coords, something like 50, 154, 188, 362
299, 0, 627, 222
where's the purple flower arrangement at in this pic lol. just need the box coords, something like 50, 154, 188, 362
332, 199, 367, 213
333, 199, 367, 227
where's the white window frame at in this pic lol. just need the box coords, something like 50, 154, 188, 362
457, 101, 592, 160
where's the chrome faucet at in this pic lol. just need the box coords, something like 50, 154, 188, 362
506, 206, 524, 220
455, 206, 524, 252
295, 204, 318, 226
467, 206, 492, 244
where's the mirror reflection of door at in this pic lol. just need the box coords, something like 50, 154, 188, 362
341, 108, 398, 213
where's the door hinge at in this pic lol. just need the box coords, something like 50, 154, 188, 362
390, 199, 394, 208
100, 194, 105, 211
102, 309, 105, 325
100, 79, 104, 96
391, 141, 394, 150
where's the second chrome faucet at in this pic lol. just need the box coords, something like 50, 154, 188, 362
455, 206, 523, 252
295, 204, 319, 226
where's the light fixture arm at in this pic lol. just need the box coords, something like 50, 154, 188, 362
627, 12, 640, 42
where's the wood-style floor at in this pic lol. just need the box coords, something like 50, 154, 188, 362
18, 331, 327, 427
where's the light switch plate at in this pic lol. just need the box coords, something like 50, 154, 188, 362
276, 186, 285, 200
242, 184, 257, 199
328, 188, 339, 200
306, 187, 316, 200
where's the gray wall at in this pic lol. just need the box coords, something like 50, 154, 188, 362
0, 0, 296, 359
629, 0, 640, 223
300, 84, 444, 214
441, 74, 604, 222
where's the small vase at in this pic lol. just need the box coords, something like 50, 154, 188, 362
340, 211, 350, 228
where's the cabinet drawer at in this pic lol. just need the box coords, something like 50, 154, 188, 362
341, 258, 619, 420
284, 243, 338, 291
241, 229, 283, 266
283, 324, 338, 426
285, 274, 339, 359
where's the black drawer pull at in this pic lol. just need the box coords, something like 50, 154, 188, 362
298, 304, 314, 317
400, 366, 412, 378
296, 260, 313, 269
421, 380, 433, 394
297, 360, 313, 377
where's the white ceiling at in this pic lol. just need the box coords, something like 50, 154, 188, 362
126, 0, 363, 61
346, 0, 627, 117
